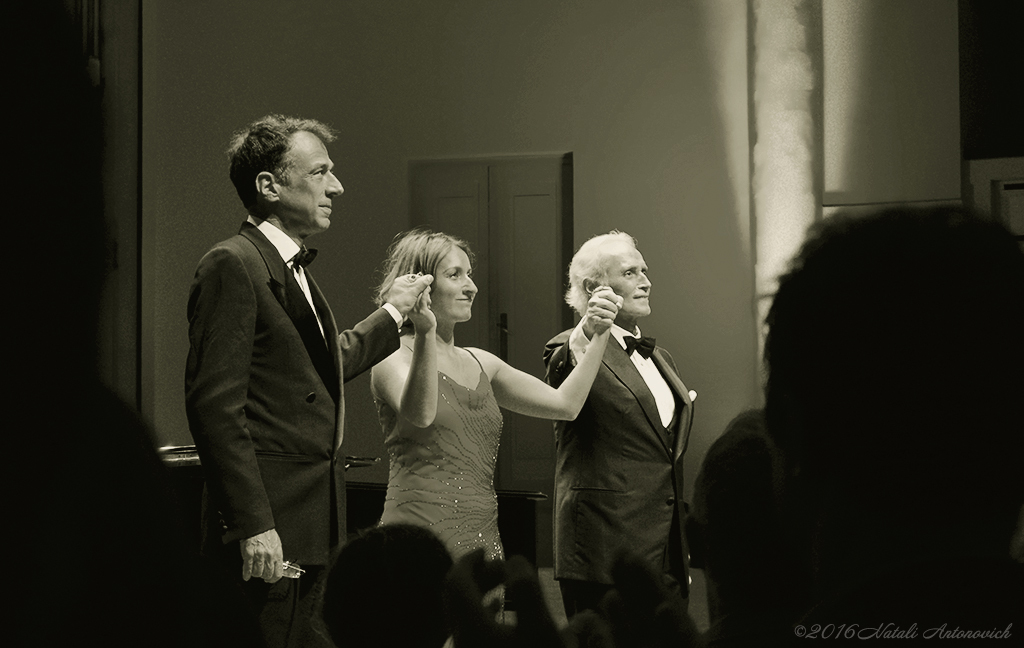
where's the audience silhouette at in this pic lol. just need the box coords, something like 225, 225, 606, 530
764, 206, 1024, 634
685, 409, 807, 646
320, 523, 454, 648
16, 4, 261, 646
444, 549, 699, 648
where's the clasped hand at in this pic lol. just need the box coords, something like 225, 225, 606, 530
584, 286, 622, 337
407, 284, 435, 333
385, 273, 434, 320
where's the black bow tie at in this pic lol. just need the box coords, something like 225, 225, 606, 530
291, 246, 318, 269
624, 335, 656, 359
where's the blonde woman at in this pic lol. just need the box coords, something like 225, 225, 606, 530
371, 229, 621, 561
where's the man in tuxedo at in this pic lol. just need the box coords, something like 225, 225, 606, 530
185, 114, 431, 647
544, 230, 695, 617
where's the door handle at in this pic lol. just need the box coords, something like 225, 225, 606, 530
498, 313, 509, 362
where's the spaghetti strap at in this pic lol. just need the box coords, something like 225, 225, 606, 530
464, 348, 486, 374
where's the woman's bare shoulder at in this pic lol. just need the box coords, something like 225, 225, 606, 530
461, 346, 504, 377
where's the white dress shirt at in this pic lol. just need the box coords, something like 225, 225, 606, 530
246, 216, 404, 335
248, 216, 326, 338
568, 318, 676, 428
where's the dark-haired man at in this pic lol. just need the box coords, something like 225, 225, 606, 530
186, 115, 432, 646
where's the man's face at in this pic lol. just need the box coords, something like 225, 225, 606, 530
599, 240, 651, 331
272, 131, 343, 240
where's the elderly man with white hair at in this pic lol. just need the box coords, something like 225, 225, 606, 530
543, 230, 696, 617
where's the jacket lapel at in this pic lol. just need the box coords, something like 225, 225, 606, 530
652, 349, 694, 461
305, 269, 342, 404
239, 224, 338, 402
305, 271, 344, 450
240, 222, 289, 302
603, 342, 672, 454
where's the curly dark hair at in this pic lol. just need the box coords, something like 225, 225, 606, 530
227, 114, 336, 208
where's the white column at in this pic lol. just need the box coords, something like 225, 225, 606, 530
751, 0, 820, 372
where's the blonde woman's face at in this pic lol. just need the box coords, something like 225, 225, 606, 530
431, 248, 477, 323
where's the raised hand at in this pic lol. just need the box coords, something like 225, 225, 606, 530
599, 553, 700, 648
584, 286, 622, 338
385, 273, 434, 318
444, 549, 571, 648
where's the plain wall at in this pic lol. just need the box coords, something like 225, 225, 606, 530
822, 0, 960, 205
142, 0, 758, 499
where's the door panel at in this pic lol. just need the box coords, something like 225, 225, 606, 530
490, 160, 566, 492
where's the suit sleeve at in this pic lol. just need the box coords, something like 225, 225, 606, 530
543, 330, 574, 388
338, 308, 401, 383
185, 246, 275, 544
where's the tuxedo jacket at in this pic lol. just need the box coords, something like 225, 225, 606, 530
544, 329, 694, 586
185, 222, 399, 566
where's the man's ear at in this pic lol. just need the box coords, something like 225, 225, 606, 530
684, 515, 706, 570
256, 171, 279, 202
582, 278, 600, 297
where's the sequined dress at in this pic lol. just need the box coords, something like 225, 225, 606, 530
377, 351, 505, 561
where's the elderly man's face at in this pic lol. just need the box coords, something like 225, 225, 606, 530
600, 240, 651, 331
272, 131, 344, 240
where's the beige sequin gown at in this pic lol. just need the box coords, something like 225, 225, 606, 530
377, 351, 505, 561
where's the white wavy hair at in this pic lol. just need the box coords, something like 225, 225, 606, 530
564, 230, 638, 316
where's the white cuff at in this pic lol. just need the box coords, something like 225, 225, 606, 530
382, 303, 404, 330
567, 317, 592, 367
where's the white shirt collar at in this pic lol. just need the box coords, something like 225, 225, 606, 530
609, 323, 642, 350
247, 215, 301, 264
